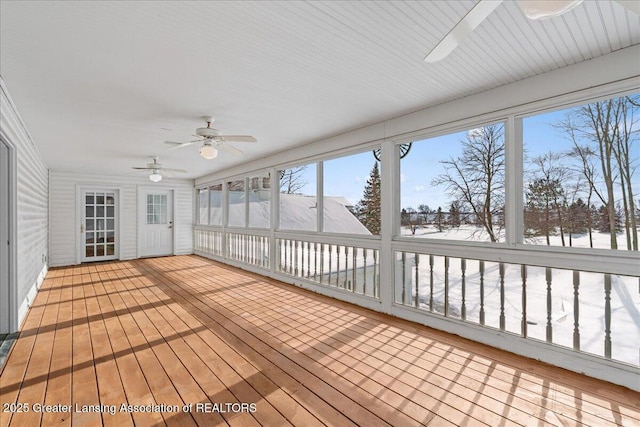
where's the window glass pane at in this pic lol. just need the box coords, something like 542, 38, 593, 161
106, 244, 115, 256
106, 231, 114, 243
86, 206, 94, 218
323, 150, 379, 235
86, 194, 94, 204
209, 184, 223, 226
197, 188, 209, 225
228, 179, 246, 227
147, 214, 153, 224
523, 94, 639, 251
106, 206, 114, 218
96, 245, 105, 256
154, 194, 161, 204
107, 219, 114, 230
96, 206, 104, 217
106, 195, 115, 205
279, 163, 317, 231
147, 194, 153, 204
86, 219, 94, 231
249, 173, 270, 228
400, 123, 505, 242
96, 194, 104, 205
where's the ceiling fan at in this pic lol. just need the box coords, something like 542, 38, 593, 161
131, 156, 187, 182
165, 116, 257, 159
424, 0, 640, 63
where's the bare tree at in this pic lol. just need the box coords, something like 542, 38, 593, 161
401, 207, 422, 235
279, 165, 309, 194
557, 96, 639, 250
432, 124, 505, 242
611, 97, 638, 250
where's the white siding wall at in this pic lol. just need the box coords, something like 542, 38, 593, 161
0, 79, 49, 329
49, 172, 193, 267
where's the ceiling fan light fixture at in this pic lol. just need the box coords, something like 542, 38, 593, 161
200, 143, 218, 159
518, 0, 584, 20
149, 170, 163, 182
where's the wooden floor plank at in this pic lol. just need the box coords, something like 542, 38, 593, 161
83, 268, 133, 427
2, 255, 638, 427
133, 265, 363, 427
41, 276, 73, 427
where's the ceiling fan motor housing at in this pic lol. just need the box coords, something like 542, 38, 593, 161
196, 127, 221, 138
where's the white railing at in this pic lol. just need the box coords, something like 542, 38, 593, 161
227, 229, 270, 268
193, 226, 223, 256
276, 235, 380, 300
393, 246, 639, 367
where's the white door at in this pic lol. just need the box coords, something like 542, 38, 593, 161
139, 189, 173, 257
0, 141, 10, 333
82, 189, 118, 262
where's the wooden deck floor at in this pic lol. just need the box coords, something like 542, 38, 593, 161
1, 255, 638, 427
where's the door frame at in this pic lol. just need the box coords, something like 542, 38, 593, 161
137, 186, 176, 258
75, 185, 123, 264
0, 135, 18, 333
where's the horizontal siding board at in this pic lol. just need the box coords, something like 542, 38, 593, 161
49, 171, 194, 266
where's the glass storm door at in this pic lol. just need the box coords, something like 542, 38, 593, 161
82, 190, 117, 262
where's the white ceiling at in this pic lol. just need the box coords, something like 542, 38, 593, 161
1, 1, 639, 180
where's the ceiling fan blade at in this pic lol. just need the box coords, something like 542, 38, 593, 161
219, 144, 243, 156
518, 0, 583, 20
162, 168, 188, 173
132, 167, 152, 170
219, 135, 257, 143
615, 0, 640, 16
165, 140, 198, 150
424, 0, 503, 63
161, 171, 174, 178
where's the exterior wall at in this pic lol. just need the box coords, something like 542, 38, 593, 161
0, 79, 49, 330
49, 172, 193, 267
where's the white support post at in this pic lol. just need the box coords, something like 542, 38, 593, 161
317, 161, 323, 233
222, 180, 229, 259
379, 141, 395, 313
270, 168, 278, 274
505, 115, 523, 245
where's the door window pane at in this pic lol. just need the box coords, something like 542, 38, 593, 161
146, 193, 168, 224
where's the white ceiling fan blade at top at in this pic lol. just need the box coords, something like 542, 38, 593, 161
162, 167, 188, 173
218, 144, 243, 156
424, 0, 503, 63
219, 135, 257, 143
